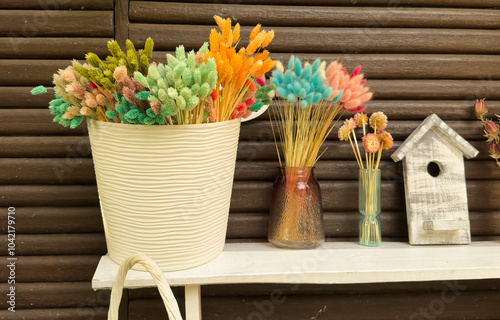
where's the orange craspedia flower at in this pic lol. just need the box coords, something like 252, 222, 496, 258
362, 133, 381, 153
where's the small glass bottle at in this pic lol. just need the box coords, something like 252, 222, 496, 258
359, 169, 381, 247
268, 167, 324, 249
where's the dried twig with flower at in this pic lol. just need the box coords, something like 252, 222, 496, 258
474, 98, 500, 167
338, 111, 394, 169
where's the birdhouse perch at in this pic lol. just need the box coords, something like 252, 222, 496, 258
391, 114, 478, 245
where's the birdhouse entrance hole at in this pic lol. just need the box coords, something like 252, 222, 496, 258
427, 161, 441, 177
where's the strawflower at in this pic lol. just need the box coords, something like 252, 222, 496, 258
369, 111, 388, 132
362, 133, 380, 154
338, 111, 393, 170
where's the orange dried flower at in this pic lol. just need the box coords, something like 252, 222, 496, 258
246, 32, 266, 55
232, 23, 240, 43
206, 16, 274, 121
255, 50, 269, 62
214, 16, 225, 29
262, 30, 274, 47
377, 131, 394, 150
250, 24, 261, 41
195, 52, 205, 65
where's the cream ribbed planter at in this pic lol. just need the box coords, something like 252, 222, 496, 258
87, 118, 241, 271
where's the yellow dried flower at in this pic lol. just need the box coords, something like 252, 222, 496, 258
354, 113, 368, 127
369, 111, 388, 131
338, 125, 351, 141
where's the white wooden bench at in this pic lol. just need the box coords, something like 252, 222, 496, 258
92, 241, 500, 320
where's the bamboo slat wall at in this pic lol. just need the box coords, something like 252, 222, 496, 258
0, 0, 499, 319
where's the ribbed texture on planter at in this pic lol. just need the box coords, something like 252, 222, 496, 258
87, 118, 241, 271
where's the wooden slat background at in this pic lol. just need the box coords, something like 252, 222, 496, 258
1, 0, 499, 319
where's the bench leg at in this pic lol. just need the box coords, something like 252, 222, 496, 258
185, 285, 202, 320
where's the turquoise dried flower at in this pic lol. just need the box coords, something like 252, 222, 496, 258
271, 56, 340, 108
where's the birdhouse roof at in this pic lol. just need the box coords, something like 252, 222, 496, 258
391, 114, 479, 162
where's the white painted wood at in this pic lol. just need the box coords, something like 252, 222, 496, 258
391, 114, 478, 162
391, 114, 478, 245
92, 241, 500, 290
185, 285, 202, 320
423, 220, 470, 231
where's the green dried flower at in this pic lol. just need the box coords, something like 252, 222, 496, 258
31, 85, 47, 95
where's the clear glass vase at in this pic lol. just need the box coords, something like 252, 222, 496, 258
359, 169, 381, 247
268, 167, 324, 249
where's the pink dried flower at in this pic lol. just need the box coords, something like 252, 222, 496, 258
245, 97, 256, 108
255, 75, 266, 87
362, 133, 381, 153
195, 52, 205, 65
61, 66, 76, 82
122, 86, 136, 103
484, 120, 497, 134
96, 94, 107, 106
325, 62, 372, 112
369, 112, 388, 131
113, 66, 127, 83
123, 76, 135, 91
65, 83, 86, 99
343, 118, 356, 132
150, 100, 161, 115
354, 113, 368, 127
84, 92, 98, 109
209, 109, 217, 122
62, 111, 75, 120
350, 66, 362, 79
489, 142, 500, 160
79, 106, 92, 116
475, 99, 486, 116
204, 96, 214, 113
377, 131, 394, 150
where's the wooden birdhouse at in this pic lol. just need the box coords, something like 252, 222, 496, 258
391, 114, 479, 245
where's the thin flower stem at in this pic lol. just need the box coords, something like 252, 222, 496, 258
348, 135, 361, 169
